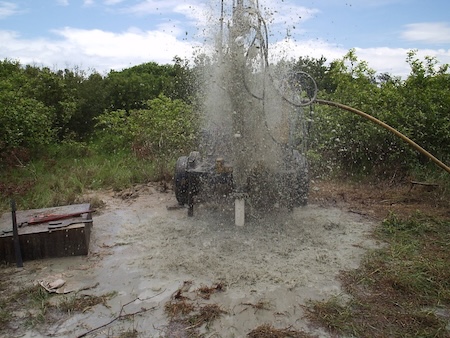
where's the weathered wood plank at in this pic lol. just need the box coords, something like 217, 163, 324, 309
0, 204, 93, 263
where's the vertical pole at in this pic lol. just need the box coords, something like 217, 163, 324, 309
218, 0, 224, 59
235, 198, 245, 226
187, 172, 194, 217
11, 199, 23, 268
230, 0, 247, 226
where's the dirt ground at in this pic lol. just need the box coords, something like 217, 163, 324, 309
1, 179, 448, 337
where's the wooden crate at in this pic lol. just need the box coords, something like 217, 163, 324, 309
0, 204, 93, 263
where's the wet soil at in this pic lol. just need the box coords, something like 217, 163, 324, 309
1, 179, 448, 337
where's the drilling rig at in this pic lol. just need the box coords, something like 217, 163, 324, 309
174, 0, 317, 225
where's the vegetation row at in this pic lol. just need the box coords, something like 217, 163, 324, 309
1, 49, 449, 210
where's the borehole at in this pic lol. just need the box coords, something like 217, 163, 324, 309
174, 0, 317, 225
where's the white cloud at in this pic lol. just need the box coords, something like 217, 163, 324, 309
271, 38, 347, 63
0, 30, 70, 67
56, 26, 199, 68
174, 2, 210, 27
401, 22, 450, 44
104, 0, 125, 5
57, 0, 69, 6
269, 38, 450, 78
156, 21, 185, 36
2, 24, 447, 78
355, 47, 412, 77
0, 27, 199, 72
124, 0, 183, 15
0, 0, 448, 78
259, 1, 320, 27
0, 1, 20, 18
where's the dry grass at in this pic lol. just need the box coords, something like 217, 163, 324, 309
1, 284, 53, 327
163, 283, 227, 337
241, 301, 271, 311
0, 283, 117, 335
164, 299, 195, 318
118, 328, 139, 338
305, 212, 450, 337
309, 179, 450, 221
57, 291, 116, 314
195, 282, 225, 300
189, 304, 226, 327
247, 324, 317, 338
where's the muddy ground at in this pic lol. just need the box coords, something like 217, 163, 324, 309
1, 179, 448, 337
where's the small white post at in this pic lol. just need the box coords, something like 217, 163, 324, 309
235, 198, 245, 226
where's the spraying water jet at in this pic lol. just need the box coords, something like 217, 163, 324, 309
174, 1, 449, 226
174, 0, 317, 226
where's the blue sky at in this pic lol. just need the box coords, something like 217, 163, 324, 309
1, 0, 450, 77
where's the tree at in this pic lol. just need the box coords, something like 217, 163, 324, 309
292, 55, 335, 93
94, 94, 198, 162
309, 50, 409, 174
400, 51, 450, 163
308, 49, 450, 176
104, 61, 193, 112
0, 60, 55, 162
67, 71, 107, 139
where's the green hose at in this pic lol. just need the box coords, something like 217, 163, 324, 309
315, 99, 450, 175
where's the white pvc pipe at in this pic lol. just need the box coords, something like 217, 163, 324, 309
235, 198, 245, 226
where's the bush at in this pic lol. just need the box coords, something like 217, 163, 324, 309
308, 50, 450, 177
94, 94, 198, 175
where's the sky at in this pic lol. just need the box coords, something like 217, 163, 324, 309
1, 0, 450, 77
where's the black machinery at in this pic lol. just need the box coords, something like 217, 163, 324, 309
174, 0, 317, 225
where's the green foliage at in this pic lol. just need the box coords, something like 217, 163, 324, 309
95, 94, 198, 175
22, 66, 79, 140
0, 95, 54, 150
1, 50, 449, 180
130, 94, 198, 158
64, 70, 108, 139
104, 60, 195, 112
0, 142, 162, 212
94, 109, 133, 153
0, 58, 194, 161
0, 63, 56, 154
400, 51, 450, 162
308, 49, 450, 177
292, 55, 336, 93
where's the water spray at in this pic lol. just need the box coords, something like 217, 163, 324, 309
174, 0, 448, 225
174, 0, 313, 225
314, 99, 450, 175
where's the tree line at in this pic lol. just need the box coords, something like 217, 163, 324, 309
1, 50, 449, 178
305, 50, 450, 176
0, 57, 195, 154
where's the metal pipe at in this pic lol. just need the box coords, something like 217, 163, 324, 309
315, 99, 450, 174
229, 0, 248, 225
219, 0, 224, 58
11, 199, 23, 268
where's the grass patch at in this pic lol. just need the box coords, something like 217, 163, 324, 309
0, 142, 173, 213
195, 282, 225, 300
305, 212, 450, 337
164, 283, 227, 337
165, 299, 195, 318
57, 291, 117, 314
247, 323, 316, 338
0, 284, 54, 328
0, 282, 117, 334
118, 328, 139, 338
